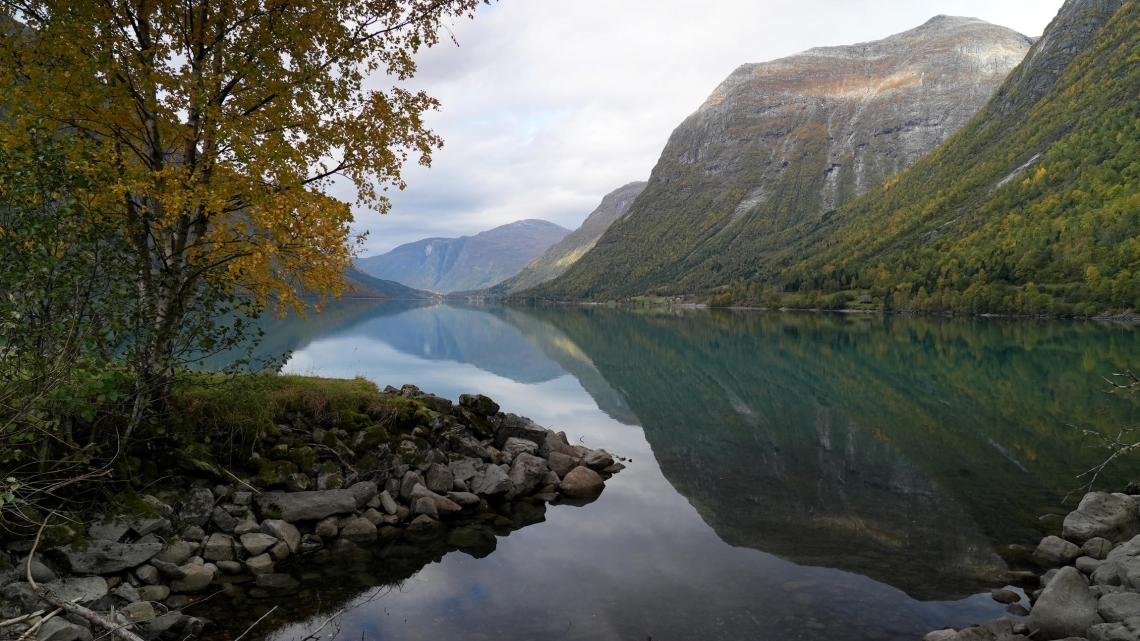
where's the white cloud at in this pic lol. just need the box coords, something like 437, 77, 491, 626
354, 0, 1065, 254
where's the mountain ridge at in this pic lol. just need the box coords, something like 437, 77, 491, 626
527, 16, 1034, 300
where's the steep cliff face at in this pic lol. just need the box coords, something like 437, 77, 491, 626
494, 181, 647, 296
532, 17, 1032, 299
356, 220, 570, 294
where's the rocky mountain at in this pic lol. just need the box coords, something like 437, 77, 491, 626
529, 16, 1033, 299
491, 182, 647, 296
356, 220, 570, 294
743, 0, 1137, 316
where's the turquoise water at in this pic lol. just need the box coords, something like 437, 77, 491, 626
210, 302, 1140, 640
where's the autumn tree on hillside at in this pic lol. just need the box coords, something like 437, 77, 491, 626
0, 0, 487, 434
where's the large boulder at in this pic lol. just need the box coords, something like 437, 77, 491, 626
339, 516, 378, 544
202, 533, 235, 562
425, 464, 455, 494
1100, 593, 1140, 623
239, 533, 278, 556
398, 471, 426, 503
459, 394, 499, 417
502, 438, 538, 461
547, 452, 579, 477
168, 563, 215, 592
507, 453, 549, 498
470, 464, 512, 496
582, 449, 615, 471
1064, 493, 1140, 545
58, 540, 162, 574
254, 489, 356, 522
1028, 566, 1104, 639
448, 458, 482, 484
560, 466, 605, 498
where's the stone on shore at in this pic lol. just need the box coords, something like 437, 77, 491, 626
459, 393, 499, 417
1035, 535, 1083, 566
168, 563, 215, 592
239, 533, 278, 556
583, 449, 615, 470
1086, 537, 1116, 560
339, 516, 378, 543
59, 540, 162, 574
179, 487, 215, 527
1027, 566, 1103, 639
547, 452, 579, 477
1099, 592, 1140, 623
202, 533, 235, 561
260, 520, 301, 554
1063, 493, 1140, 545
507, 453, 549, 498
470, 464, 512, 496
254, 489, 356, 522
560, 466, 605, 498
350, 481, 379, 508
1088, 618, 1140, 641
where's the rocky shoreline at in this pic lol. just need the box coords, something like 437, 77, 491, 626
925, 491, 1140, 641
0, 384, 625, 640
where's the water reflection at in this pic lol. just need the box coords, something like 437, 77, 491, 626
206, 303, 1140, 640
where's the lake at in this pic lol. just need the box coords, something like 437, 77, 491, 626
204, 302, 1140, 641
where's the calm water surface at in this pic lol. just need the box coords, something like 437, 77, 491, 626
214, 302, 1140, 641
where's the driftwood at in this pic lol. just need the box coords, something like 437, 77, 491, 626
26, 512, 147, 641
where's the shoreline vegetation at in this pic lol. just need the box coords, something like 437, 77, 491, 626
0, 376, 624, 640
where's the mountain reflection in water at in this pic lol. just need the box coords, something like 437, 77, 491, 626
211, 302, 1140, 640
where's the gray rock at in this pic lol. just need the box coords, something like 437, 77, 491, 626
447, 491, 481, 507
449, 458, 482, 483
339, 517, 378, 544
379, 490, 398, 515
148, 612, 186, 635
412, 496, 439, 519
1094, 536, 1140, 587
136, 585, 170, 602
470, 464, 513, 496
88, 517, 131, 543
953, 619, 1031, 641
202, 533, 234, 562
239, 533, 278, 556
232, 491, 252, 506
234, 516, 260, 536
121, 600, 156, 623
547, 452, 579, 477
362, 508, 385, 525
112, 582, 140, 602
269, 541, 291, 561
450, 433, 492, 461
1087, 538, 1116, 560
507, 453, 549, 498
245, 553, 274, 575
350, 481, 379, 508
1079, 556, 1106, 574
254, 489, 356, 522
560, 466, 606, 498
493, 413, 548, 449
922, 631, 958, 641
36, 618, 93, 641
216, 560, 243, 574
285, 472, 311, 492
1028, 566, 1104, 639
502, 437, 538, 460
260, 519, 301, 554
315, 516, 339, 539
149, 558, 184, 580
135, 564, 161, 585
1036, 536, 1084, 566
410, 485, 462, 517
59, 540, 162, 574
181, 525, 205, 542
1064, 493, 1140, 545
154, 540, 194, 567
45, 577, 108, 606
19, 556, 57, 583
992, 589, 1021, 604
459, 393, 499, 417
179, 488, 215, 527
166, 561, 215, 593
1088, 617, 1140, 641
399, 471, 426, 503
317, 469, 344, 490
1100, 593, 1140, 623
582, 449, 615, 470
425, 464, 454, 494
210, 506, 238, 534
129, 517, 170, 537
1042, 568, 1060, 588
1007, 603, 1031, 616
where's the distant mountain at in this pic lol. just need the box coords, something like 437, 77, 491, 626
530, 16, 1033, 300
356, 220, 571, 294
492, 182, 647, 297
729, 0, 1133, 315
342, 266, 439, 299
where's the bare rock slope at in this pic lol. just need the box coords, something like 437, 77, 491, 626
533, 16, 1033, 299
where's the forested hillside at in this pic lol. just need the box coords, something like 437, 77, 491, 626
744, 0, 1138, 315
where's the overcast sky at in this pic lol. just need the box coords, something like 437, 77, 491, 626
352, 0, 1066, 256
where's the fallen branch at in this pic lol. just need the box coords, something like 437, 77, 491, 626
223, 468, 261, 493
14, 606, 62, 641
26, 512, 146, 641
296, 607, 347, 641
315, 445, 357, 475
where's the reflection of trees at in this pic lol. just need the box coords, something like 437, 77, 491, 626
512, 307, 1140, 599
